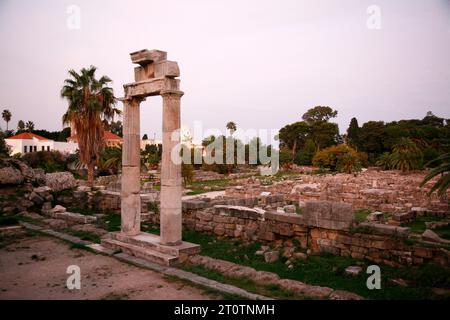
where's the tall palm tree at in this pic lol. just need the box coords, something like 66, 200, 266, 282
421, 151, 450, 197
226, 121, 237, 136
61, 66, 120, 187
2, 109, 12, 131
25, 121, 35, 132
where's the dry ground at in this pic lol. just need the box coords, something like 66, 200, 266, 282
0, 235, 220, 300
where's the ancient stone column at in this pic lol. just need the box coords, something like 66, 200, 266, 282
160, 90, 184, 245
121, 97, 142, 235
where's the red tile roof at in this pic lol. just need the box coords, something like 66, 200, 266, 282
6, 132, 51, 141
67, 131, 123, 142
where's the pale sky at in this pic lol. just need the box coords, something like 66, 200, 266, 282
0, 0, 449, 142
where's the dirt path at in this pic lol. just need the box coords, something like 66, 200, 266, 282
0, 235, 220, 300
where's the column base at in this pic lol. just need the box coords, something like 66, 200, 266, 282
101, 232, 200, 266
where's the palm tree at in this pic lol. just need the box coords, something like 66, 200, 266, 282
61, 66, 120, 187
226, 121, 237, 136
17, 120, 25, 133
389, 137, 423, 172
2, 109, 12, 131
421, 152, 450, 197
25, 121, 35, 132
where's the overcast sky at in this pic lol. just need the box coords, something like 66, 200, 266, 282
0, 0, 449, 142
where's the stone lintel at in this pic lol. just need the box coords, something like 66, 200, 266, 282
124, 78, 180, 98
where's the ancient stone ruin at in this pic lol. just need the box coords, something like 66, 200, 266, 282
101, 49, 200, 265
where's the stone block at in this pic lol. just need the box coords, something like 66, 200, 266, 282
130, 49, 167, 66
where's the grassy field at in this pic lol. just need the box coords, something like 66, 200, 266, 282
143, 224, 450, 300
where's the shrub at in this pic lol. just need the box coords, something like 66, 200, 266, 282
312, 144, 362, 173
182, 163, 195, 186
21, 150, 69, 172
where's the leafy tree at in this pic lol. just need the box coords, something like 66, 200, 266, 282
358, 121, 386, 161
2, 109, 12, 131
278, 121, 309, 158
302, 106, 337, 124
421, 151, 450, 197
142, 134, 148, 140
309, 121, 340, 150
25, 121, 35, 132
226, 121, 237, 136
294, 139, 316, 165
346, 117, 360, 150
61, 66, 120, 187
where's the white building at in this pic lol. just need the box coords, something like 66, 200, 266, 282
5, 132, 78, 155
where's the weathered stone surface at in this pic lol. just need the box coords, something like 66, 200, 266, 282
329, 290, 364, 300
71, 224, 107, 236
422, 229, 449, 244
358, 222, 410, 237
264, 250, 280, 263
345, 266, 362, 276
304, 201, 353, 231
45, 172, 77, 191
43, 219, 68, 230
284, 205, 296, 214
0, 166, 23, 185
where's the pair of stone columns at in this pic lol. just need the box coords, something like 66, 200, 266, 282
121, 90, 183, 246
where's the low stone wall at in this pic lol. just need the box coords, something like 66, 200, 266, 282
225, 169, 450, 213
148, 199, 449, 267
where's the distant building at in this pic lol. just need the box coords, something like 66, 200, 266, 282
5, 132, 78, 155
67, 131, 123, 148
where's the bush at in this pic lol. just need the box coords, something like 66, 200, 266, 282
21, 151, 70, 172
312, 144, 362, 173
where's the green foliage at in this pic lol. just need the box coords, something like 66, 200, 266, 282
312, 144, 362, 173
98, 146, 122, 175
376, 152, 392, 170
346, 117, 360, 149
294, 139, 316, 165
389, 138, 423, 172
302, 106, 337, 124
182, 163, 194, 186
141, 143, 162, 167
21, 150, 71, 172
421, 151, 450, 197
32, 128, 71, 142
0, 131, 11, 158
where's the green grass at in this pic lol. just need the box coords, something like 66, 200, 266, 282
355, 209, 371, 223
100, 212, 121, 232
434, 224, 450, 240
64, 229, 101, 243
141, 226, 450, 300
186, 178, 231, 194
67, 207, 97, 216
402, 214, 446, 234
